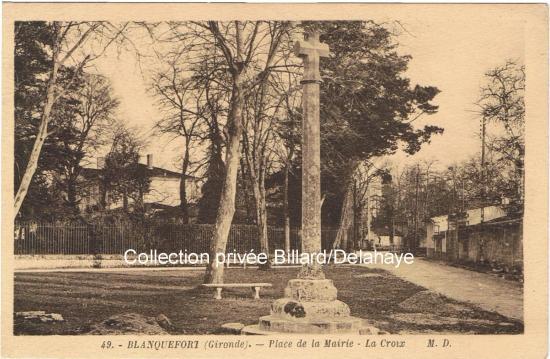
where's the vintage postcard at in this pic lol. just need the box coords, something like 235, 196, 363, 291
2, 3, 548, 358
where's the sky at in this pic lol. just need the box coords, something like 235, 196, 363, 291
92, 11, 525, 173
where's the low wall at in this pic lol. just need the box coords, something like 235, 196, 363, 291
14, 255, 212, 270
428, 221, 523, 270
463, 223, 523, 269
14, 254, 282, 270
15, 255, 135, 270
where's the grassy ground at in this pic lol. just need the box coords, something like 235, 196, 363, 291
14, 266, 523, 335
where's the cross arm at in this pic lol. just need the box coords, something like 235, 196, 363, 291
293, 40, 330, 58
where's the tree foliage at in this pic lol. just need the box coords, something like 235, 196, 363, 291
282, 21, 444, 226
14, 20, 129, 218
54, 74, 119, 210
15, 22, 120, 218
478, 60, 525, 205
103, 126, 151, 213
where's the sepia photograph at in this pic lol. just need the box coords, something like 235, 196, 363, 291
2, 3, 548, 358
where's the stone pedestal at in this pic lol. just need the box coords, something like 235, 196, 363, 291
242, 277, 367, 334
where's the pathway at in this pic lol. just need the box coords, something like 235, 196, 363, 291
364, 257, 523, 321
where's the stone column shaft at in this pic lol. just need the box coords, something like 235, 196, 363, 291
301, 79, 322, 255
299, 80, 324, 279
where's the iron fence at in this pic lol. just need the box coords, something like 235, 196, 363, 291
14, 221, 340, 255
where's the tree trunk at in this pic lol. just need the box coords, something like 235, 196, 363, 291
333, 186, 353, 250
67, 176, 78, 212
254, 180, 270, 270
283, 162, 291, 253
136, 185, 145, 217
123, 187, 128, 212
240, 158, 253, 223
180, 147, 190, 224
179, 176, 189, 223
14, 47, 60, 218
100, 178, 107, 210
197, 130, 225, 224
204, 74, 244, 284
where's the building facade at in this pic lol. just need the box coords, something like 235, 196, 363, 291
78, 154, 201, 213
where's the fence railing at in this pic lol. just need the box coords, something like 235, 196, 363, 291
14, 221, 340, 256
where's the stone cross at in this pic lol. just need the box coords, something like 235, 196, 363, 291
242, 31, 371, 335
294, 31, 329, 82
294, 31, 329, 279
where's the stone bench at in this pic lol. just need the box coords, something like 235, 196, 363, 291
202, 283, 272, 300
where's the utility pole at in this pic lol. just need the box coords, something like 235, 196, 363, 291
365, 185, 371, 248
413, 164, 420, 254
449, 166, 459, 261
478, 115, 488, 263
480, 115, 487, 224
353, 178, 358, 251
461, 177, 465, 212
425, 166, 430, 221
